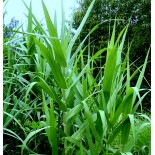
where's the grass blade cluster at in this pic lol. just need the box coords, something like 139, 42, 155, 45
3, 0, 150, 154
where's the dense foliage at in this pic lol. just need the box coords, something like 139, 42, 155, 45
3, 0, 151, 154
72, 0, 151, 108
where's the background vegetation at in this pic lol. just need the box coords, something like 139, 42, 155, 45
72, 0, 151, 109
3, 0, 151, 154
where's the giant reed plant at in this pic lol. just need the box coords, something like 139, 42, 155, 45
3, 0, 150, 154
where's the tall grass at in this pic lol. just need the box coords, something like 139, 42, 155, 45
3, 0, 150, 154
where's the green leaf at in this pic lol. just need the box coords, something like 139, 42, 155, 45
27, 2, 35, 56
132, 48, 150, 105
83, 101, 101, 144
42, 91, 50, 124
66, 85, 75, 108
25, 82, 37, 103
34, 38, 67, 88
102, 44, 117, 104
85, 126, 95, 155
71, 121, 88, 140
111, 87, 134, 126
95, 110, 107, 137
107, 122, 123, 144
121, 118, 131, 145
37, 77, 67, 112
65, 104, 82, 122
49, 101, 58, 155
41, 0, 67, 67
66, 0, 96, 61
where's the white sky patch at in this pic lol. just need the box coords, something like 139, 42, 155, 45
3, 0, 78, 32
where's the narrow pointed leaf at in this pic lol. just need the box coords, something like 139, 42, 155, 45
34, 38, 67, 88
121, 118, 131, 145
37, 77, 67, 112
66, 0, 96, 61
65, 104, 82, 122
42, 0, 67, 67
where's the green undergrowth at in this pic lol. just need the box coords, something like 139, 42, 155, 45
3, 0, 150, 154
